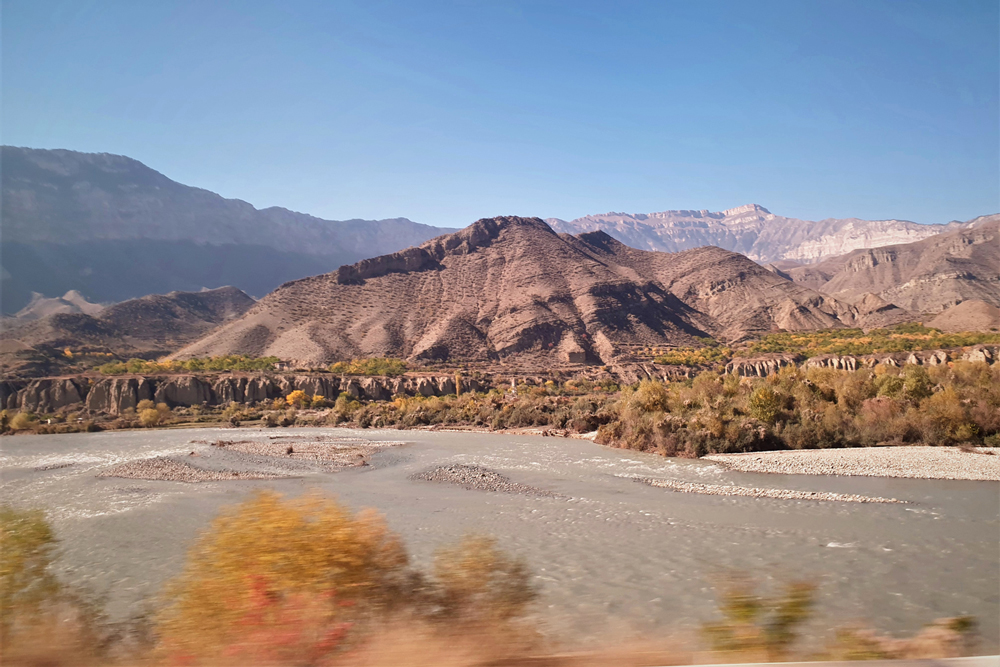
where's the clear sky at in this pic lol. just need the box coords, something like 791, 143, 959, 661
4, 0, 997, 227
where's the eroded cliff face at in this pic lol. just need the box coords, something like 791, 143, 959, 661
786, 219, 1000, 314
1, 373, 487, 415
546, 205, 960, 264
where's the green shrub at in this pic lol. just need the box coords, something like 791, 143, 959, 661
139, 408, 161, 427
99, 356, 280, 375
8, 413, 37, 432
738, 325, 1000, 359
329, 357, 407, 376
747, 386, 781, 425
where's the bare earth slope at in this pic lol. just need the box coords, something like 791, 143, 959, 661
925, 300, 1000, 332
546, 203, 977, 264
174, 217, 868, 367
1, 146, 453, 312
786, 218, 1000, 314
1, 287, 256, 375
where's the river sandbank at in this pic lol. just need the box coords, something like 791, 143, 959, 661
704, 446, 1000, 481
633, 477, 904, 503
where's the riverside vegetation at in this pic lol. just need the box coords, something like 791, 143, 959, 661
651, 325, 1000, 368
0, 495, 980, 666
4, 359, 1000, 457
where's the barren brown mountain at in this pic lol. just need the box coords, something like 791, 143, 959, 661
925, 300, 1000, 332
174, 217, 881, 367
0, 286, 255, 375
784, 218, 1000, 314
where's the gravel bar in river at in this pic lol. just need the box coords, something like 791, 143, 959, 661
704, 446, 1000, 481
411, 464, 559, 496
634, 477, 904, 503
97, 457, 286, 482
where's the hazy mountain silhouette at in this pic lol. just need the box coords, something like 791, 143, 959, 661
1, 146, 454, 312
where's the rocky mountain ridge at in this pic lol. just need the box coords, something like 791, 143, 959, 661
171, 216, 898, 368
547, 204, 983, 264
783, 219, 1000, 315
0, 286, 256, 376
1, 146, 454, 312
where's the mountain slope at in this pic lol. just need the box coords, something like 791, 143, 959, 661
1, 146, 453, 312
547, 203, 979, 264
174, 217, 869, 367
785, 219, 1000, 314
0, 286, 256, 376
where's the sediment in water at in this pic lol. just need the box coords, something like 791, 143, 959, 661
633, 476, 904, 503
411, 463, 559, 497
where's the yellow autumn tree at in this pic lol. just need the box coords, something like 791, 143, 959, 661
286, 390, 310, 408
155, 491, 409, 665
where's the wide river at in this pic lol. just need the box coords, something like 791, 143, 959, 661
1, 427, 997, 650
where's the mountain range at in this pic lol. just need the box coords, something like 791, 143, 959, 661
171, 216, 909, 368
1, 146, 453, 313
2, 146, 996, 373
779, 219, 1000, 314
0, 286, 255, 376
547, 204, 979, 265
5, 147, 994, 317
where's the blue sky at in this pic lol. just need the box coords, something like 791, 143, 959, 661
4, 0, 997, 226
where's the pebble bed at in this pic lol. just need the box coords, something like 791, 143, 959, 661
704, 446, 1000, 481
634, 476, 904, 503
411, 464, 559, 497
211, 436, 403, 469
97, 457, 285, 483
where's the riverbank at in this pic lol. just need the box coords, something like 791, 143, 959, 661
704, 446, 1000, 481
18, 413, 1000, 481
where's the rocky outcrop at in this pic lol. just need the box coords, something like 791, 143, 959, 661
906, 350, 949, 366
725, 355, 799, 377
803, 355, 859, 371
212, 376, 285, 404
84, 377, 155, 414
962, 346, 995, 363
1, 378, 90, 412
1, 380, 30, 410
4, 372, 490, 415
153, 375, 214, 408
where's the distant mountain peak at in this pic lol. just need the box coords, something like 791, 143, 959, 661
722, 203, 771, 217
548, 205, 982, 264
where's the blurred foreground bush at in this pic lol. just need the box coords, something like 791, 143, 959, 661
702, 575, 816, 662
154, 490, 537, 665
1, 496, 984, 666
1, 505, 110, 666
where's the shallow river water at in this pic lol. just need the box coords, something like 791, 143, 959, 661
1, 427, 997, 649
